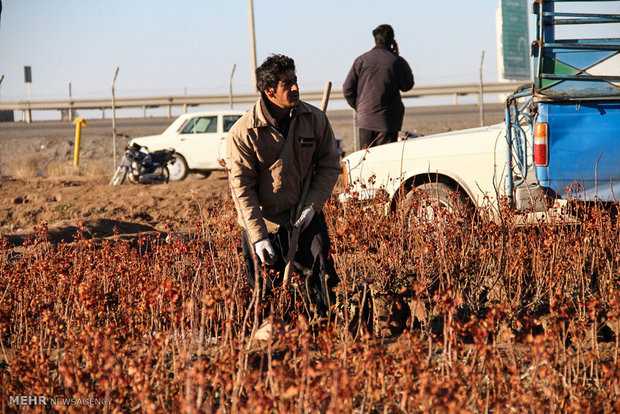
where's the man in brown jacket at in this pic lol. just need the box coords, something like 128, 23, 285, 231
226, 54, 341, 317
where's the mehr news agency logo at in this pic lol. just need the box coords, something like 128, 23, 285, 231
9, 395, 112, 407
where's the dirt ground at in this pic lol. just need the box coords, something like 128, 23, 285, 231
0, 104, 504, 246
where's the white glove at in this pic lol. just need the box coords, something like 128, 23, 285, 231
254, 238, 276, 265
294, 207, 315, 231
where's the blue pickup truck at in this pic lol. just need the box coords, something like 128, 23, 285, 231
506, 0, 620, 209
340, 0, 619, 218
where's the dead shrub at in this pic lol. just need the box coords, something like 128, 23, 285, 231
47, 159, 110, 177
0, 183, 618, 413
7, 154, 47, 178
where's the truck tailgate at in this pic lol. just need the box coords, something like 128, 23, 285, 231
536, 101, 620, 201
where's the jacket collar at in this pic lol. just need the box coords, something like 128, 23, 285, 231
373, 45, 390, 52
248, 96, 312, 129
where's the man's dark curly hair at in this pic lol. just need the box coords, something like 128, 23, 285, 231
255, 54, 296, 92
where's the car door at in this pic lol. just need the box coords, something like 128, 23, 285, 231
175, 115, 219, 169
217, 114, 243, 162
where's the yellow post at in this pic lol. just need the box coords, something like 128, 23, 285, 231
72, 117, 87, 166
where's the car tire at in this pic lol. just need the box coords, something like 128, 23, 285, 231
168, 154, 189, 181
401, 182, 473, 227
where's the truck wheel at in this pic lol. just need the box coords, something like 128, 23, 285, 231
168, 154, 189, 181
401, 182, 473, 227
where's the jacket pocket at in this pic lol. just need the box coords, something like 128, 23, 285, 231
298, 136, 315, 148
257, 158, 283, 211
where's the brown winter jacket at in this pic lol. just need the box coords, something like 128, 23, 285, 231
226, 98, 341, 244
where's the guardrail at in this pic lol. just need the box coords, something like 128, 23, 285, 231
0, 81, 524, 122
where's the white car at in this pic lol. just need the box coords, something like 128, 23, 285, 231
130, 110, 345, 181
340, 123, 530, 218
130, 110, 245, 181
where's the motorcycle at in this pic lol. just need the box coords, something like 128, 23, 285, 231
109, 143, 176, 185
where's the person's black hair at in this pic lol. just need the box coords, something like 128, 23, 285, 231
373, 24, 399, 55
255, 54, 296, 92
373, 24, 394, 47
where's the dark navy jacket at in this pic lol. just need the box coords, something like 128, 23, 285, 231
343, 46, 414, 132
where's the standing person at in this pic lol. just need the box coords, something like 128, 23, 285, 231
343, 24, 415, 148
226, 54, 341, 318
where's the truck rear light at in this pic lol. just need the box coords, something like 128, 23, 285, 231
534, 122, 548, 166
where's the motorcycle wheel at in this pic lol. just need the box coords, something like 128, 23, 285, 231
127, 172, 140, 184
152, 165, 170, 184
161, 166, 170, 184
109, 166, 127, 186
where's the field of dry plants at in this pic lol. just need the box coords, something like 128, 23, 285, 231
0, 185, 618, 412
0, 107, 618, 412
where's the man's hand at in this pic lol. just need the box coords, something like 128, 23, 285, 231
294, 207, 315, 231
254, 238, 276, 265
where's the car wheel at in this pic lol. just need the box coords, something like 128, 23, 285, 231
400, 182, 472, 228
168, 154, 189, 181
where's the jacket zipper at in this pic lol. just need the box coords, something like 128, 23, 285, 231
282, 131, 289, 213
270, 125, 288, 213
283, 115, 298, 217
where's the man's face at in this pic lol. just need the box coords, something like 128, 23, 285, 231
265, 69, 299, 109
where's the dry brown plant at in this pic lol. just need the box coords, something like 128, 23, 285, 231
47, 159, 110, 178
0, 181, 618, 412
7, 154, 46, 179
7, 156, 110, 179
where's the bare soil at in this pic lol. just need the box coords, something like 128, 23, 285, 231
0, 104, 505, 246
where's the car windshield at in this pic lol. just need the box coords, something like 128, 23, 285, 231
223, 115, 242, 132
181, 116, 217, 134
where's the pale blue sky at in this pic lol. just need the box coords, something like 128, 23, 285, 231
0, 1, 618, 109
0, 0, 525, 101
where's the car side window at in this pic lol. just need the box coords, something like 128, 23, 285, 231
223, 115, 242, 132
181, 116, 217, 134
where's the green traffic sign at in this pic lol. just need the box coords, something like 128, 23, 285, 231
501, 0, 531, 81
